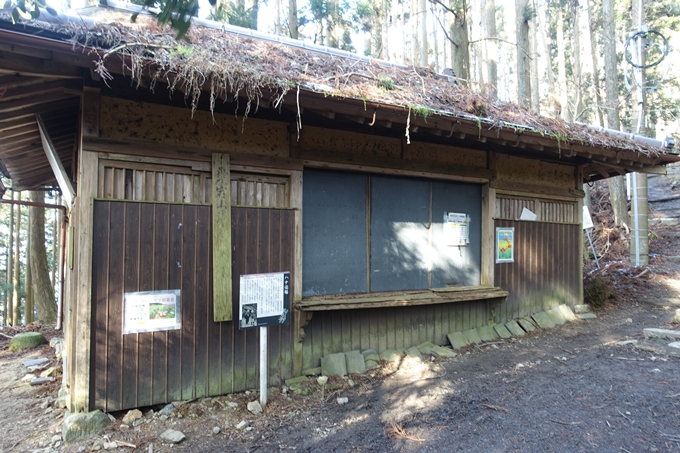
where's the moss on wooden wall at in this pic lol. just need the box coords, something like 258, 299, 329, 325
299, 126, 401, 158
495, 154, 576, 188
99, 97, 289, 157
407, 142, 487, 168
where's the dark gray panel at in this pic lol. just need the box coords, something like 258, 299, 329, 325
302, 169, 368, 296
431, 181, 482, 287
370, 176, 430, 292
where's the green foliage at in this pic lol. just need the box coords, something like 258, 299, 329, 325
132, 0, 200, 39
170, 44, 193, 58
377, 75, 396, 91
410, 104, 430, 122
5, 0, 56, 23
523, 3, 537, 23
207, 1, 258, 29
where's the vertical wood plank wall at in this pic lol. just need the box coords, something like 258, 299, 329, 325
301, 302, 490, 370
91, 202, 295, 411
493, 219, 581, 323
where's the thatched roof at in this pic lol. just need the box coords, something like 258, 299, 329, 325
0, 4, 677, 186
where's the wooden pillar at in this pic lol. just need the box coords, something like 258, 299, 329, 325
212, 153, 232, 322
290, 170, 304, 376
71, 86, 99, 412
481, 151, 496, 287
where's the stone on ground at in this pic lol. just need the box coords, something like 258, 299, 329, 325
532, 312, 556, 329
160, 429, 186, 443
321, 353, 347, 377
518, 318, 537, 332
62, 410, 111, 443
476, 326, 498, 342
556, 304, 577, 322
416, 342, 436, 354
431, 345, 457, 358
363, 352, 380, 368
22, 357, 49, 367
337, 397, 348, 405
317, 375, 328, 385
159, 403, 177, 415
447, 332, 469, 349
247, 401, 263, 415
9, 332, 47, 351
505, 320, 525, 337
344, 350, 366, 374
285, 376, 308, 386
493, 324, 512, 339
573, 304, 591, 314
643, 328, 680, 341
122, 409, 142, 424
406, 346, 422, 360
673, 309, 680, 324
668, 341, 680, 349
546, 308, 567, 325
462, 329, 482, 345
379, 349, 402, 364
577, 313, 597, 320
302, 367, 321, 376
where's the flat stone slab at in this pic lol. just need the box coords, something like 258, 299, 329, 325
285, 376, 309, 386
462, 329, 482, 345
546, 308, 567, 325
345, 350, 366, 374
556, 304, 577, 322
574, 304, 591, 314
417, 342, 436, 355
363, 352, 380, 367
493, 324, 512, 339
431, 345, 457, 358
22, 358, 49, 368
577, 313, 597, 320
532, 312, 556, 329
674, 309, 680, 324
518, 318, 536, 332
669, 341, 680, 349
505, 320, 525, 337
447, 332, 469, 350
643, 328, 680, 341
321, 353, 347, 377
379, 349, 402, 363
477, 326, 498, 342
406, 346, 422, 360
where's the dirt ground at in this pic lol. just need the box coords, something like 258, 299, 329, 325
2, 214, 680, 453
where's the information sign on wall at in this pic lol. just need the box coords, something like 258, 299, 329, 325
443, 212, 470, 246
239, 272, 291, 330
123, 289, 181, 334
495, 227, 515, 263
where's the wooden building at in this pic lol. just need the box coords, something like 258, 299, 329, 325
0, 6, 677, 413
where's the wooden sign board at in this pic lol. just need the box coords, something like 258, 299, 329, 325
239, 272, 291, 330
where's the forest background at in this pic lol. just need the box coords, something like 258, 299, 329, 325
0, 0, 679, 326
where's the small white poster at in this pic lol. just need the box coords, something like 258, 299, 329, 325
443, 212, 470, 247
123, 290, 181, 334
583, 206, 594, 230
239, 272, 290, 329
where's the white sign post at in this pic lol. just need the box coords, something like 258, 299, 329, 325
582, 206, 600, 269
239, 272, 291, 408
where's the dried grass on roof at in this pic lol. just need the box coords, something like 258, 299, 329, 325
24, 10, 663, 155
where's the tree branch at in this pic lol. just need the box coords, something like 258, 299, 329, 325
469, 37, 534, 60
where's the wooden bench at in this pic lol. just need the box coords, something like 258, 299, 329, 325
295, 286, 508, 311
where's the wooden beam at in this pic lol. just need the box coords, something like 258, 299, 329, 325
36, 114, 75, 206
480, 184, 495, 287
290, 169, 304, 376
0, 91, 77, 114
292, 146, 491, 183
491, 180, 585, 199
71, 150, 97, 412
0, 97, 80, 123
212, 153, 232, 322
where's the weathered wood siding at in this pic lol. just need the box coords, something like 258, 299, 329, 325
301, 301, 490, 370
496, 196, 577, 223
493, 219, 581, 323
91, 202, 295, 411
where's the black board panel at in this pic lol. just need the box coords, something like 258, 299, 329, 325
430, 181, 482, 287
370, 175, 430, 292
302, 169, 368, 296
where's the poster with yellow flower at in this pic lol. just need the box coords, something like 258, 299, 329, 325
496, 227, 514, 263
